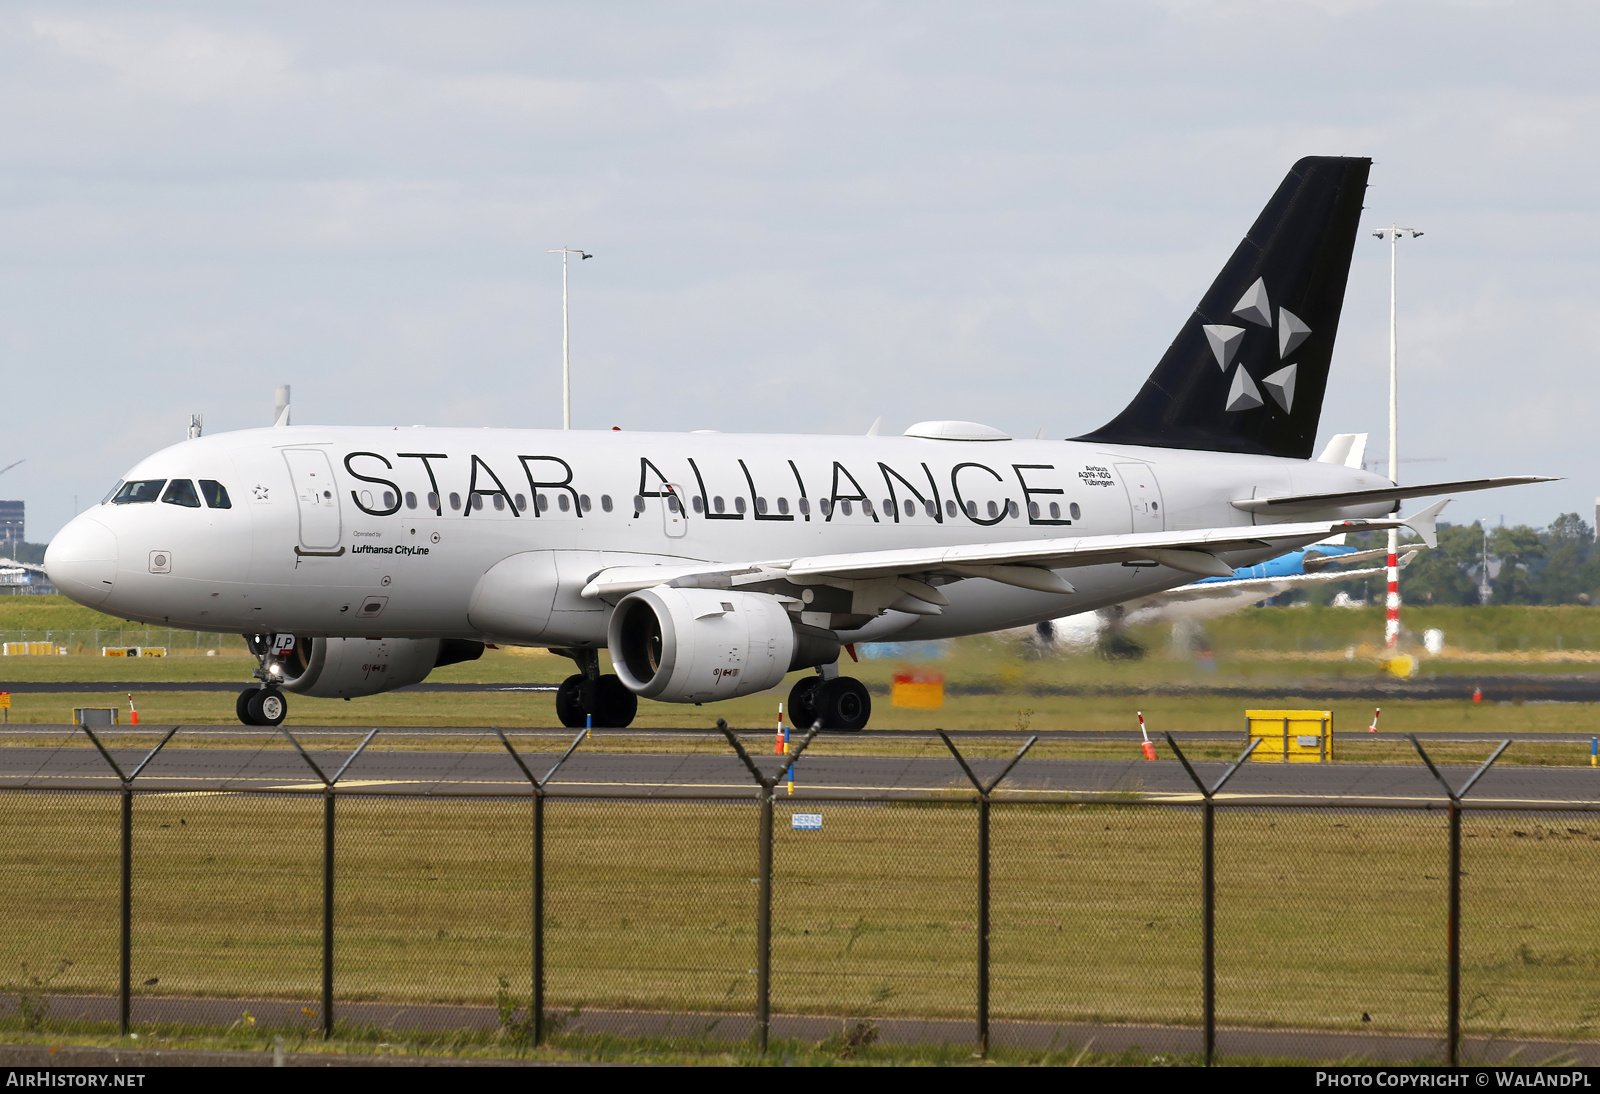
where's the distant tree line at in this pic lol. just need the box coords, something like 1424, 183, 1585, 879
6, 542, 45, 565
1312, 514, 1599, 607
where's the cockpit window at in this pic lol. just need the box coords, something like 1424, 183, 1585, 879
198, 480, 232, 509
112, 480, 166, 504
161, 479, 202, 508
101, 481, 124, 505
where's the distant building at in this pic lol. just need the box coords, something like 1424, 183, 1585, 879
0, 501, 21, 553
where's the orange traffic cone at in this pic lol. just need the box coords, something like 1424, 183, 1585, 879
1472, 685, 1482, 704
1137, 711, 1156, 761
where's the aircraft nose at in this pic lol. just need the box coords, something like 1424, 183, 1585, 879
45, 515, 119, 607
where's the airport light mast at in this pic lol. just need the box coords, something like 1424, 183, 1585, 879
1373, 224, 1423, 651
548, 247, 593, 430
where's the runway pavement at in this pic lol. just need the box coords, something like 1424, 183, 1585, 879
8, 673, 1600, 700
3, 739, 1597, 804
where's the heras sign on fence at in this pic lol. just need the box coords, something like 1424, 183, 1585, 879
791, 813, 822, 830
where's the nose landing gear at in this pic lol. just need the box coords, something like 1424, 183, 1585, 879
238, 633, 292, 727
237, 686, 288, 727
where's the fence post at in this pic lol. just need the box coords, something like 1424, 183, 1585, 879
757, 783, 774, 1051
936, 730, 1036, 1058
718, 719, 820, 1053
495, 727, 585, 1046
322, 787, 334, 1040
120, 786, 131, 1036
279, 726, 379, 1041
1165, 732, 1258, 1067
80, 724, 180, 1038
1408, 735, 1509, 1067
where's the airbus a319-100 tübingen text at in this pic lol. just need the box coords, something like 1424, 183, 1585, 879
44, 157, 1550, 730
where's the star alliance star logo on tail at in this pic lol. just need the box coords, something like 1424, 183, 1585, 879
1201, 277, 1310, 415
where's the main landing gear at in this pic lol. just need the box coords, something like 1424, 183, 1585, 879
238, 633, 289, 727
552, 648, 637, 729
787, 668, 872, 732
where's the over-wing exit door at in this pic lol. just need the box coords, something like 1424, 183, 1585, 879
1115, 463, 1165, 533
283, 449, 343, 552
662, 484, 687, 538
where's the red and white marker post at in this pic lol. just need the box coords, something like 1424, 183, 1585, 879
128, 692, 138, 726
1368, 707, 1381, 734
1137, 710, 1157, 761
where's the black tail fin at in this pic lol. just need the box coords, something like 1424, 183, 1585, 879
1075, 156, 1370, 459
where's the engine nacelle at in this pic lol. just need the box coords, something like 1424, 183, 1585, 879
608, 587, 840, 703
274, 636, 484, 699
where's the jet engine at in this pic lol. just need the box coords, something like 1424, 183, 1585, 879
273, 636, 484, 699
607, 588, 839, 703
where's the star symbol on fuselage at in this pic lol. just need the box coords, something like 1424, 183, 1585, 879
253, 484, 270, 501
1200, 277, 1309, 414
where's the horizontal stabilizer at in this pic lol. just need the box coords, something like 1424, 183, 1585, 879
1232, 476, 1557, 515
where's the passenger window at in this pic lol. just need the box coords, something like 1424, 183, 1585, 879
580, 495, 592, 512
405, 492, 418, 510
199, 480, 232, 509
449, 493, 462, 510
162, 480, 202, 508
383, 490, 397, 510
904, 499, 915, 518
1049, 502, 1060, 520
755, 497, 768, 515
112, 480, 166, 505
946, 500, 958, 518
427, 492, 439, 511
777, 497, 789, 515
493, 494, 505, 511
557, 495, 570, 512
472, 494, 483, 511
734, 497, 746, 514
798, 498, 810, 516
1007, 500, 1020, 519
692, 496, 704, 514
1069, 502, 1081, 520
600, 495, 613, 513
514, 494, 527, 513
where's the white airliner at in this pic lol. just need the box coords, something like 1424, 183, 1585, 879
44, 157, 1548, 730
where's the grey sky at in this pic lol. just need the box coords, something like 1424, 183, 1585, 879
3, 1, 1594, 540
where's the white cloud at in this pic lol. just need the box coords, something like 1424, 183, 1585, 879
30, 17, 298, 102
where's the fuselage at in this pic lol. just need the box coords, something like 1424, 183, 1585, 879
46, 424, 1391, 645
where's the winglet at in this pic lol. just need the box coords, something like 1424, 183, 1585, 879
866, 416, 883, 437
1403, 498, 1450, 549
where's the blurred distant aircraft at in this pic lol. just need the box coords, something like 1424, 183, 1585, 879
1034, 539, 1417, 651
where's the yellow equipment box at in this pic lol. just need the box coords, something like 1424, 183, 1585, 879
891, 671, 945, 709
1246, 709, 1333, 763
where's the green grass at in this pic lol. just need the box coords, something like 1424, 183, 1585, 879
2, 792, 1596, 1043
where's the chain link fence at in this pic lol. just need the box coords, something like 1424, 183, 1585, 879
0, 725, 1595, 1064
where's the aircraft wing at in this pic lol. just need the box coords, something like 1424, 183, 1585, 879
581, 505, 1446, 602
1231, 476, 1556, 515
